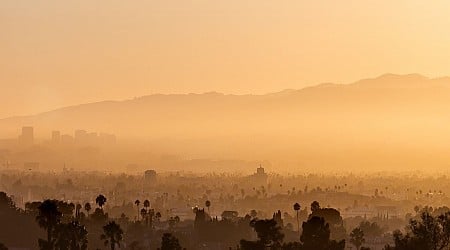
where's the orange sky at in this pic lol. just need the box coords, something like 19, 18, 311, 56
2, 0, 450, 118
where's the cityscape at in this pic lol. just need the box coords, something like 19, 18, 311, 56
3, 1, 450, 250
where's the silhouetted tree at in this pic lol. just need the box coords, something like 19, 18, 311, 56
101, 221, 123, 250
300, 216, 345, 250
359, 221, 383, 238
155, 211, 162, 222
161, 233, 182, 250
84, 203, 91, 216
0, 242, 8, 250
36, 200, 62, 250
134, 199, 140, 221
54, 221, 88, 250
384, 211, 450, 250
309, 207, 346, 240
75, 204, 82, 220
143, 199, 150, 210
294, 202, 301, 233
350, 227, 365, 250
240, 219, 284, 249
310, 201, 320, 213
96, 195, 107, 209
205, 200, 211, 214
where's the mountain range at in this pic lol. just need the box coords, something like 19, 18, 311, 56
3, 73, 450, 171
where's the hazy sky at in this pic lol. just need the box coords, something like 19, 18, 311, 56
2, 0, 450, 118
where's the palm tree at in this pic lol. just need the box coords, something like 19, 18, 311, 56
75, 203, 82, 219
101, 221, 123, 250
134, 199, 140, 221
205, 200, 211, 214
140, 208, 147, 223
155, 211, 162, 222
96, 194, 107, 209
148, 209, 155, 228
143, 199, 150, 210
293, 202, 301, 233
36, 200, 62, 246
84, 202, 91, 216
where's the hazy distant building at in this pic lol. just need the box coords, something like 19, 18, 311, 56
99, 133, 117, 145
18, 126, 34, 146
74, 130, 88, 144
52, 130, 61, 144
249, 165, 268, 186
144, 169, 157, 183
61, 134, 74, 144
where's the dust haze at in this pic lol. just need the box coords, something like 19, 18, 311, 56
2, 74, 450, 173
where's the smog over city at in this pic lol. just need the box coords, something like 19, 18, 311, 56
2, 1, 450, 250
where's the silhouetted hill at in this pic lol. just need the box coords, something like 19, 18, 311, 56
3, 74, 450, 170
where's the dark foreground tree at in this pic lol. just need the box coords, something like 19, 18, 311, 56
54, 221, 88, 250
294, 203, 301, 233
350, 227, 365, 250
96, 194, 107, 209
240, 219, 284, 249
101, 221, 123, 250
300, 216, 345, 250
36, 200, 62, 250
161, 233, 182, 250
384, 211, 450, 250
0, 242, 7, 250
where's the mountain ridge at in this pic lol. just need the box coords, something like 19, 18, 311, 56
2, 73, 447, 122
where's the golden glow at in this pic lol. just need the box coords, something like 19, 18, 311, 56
1, 1, 450, 117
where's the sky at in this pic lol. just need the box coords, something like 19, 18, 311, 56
2, 0, 450, 118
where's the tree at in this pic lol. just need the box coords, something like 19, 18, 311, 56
350, 227, 365, 250
240, 219, 284, 249
75, 204, 82, 219
384, 211, 450, 250
54, 221, 88, 250
134, 199, 140, 221
311, 201, 320, 213
205, 200, 211, 214
84, 203, 91, 216
310, 207, 346, 240
359, 221, 383, 237
294, 202, 301, 233
300, 216, 345, 250
96, 195, 107, 209
161, 233, 182, 250
36, 200, 62, 249
0, 192, 15, 211
143, 199, 150, 210
140, 208, 147, 223
101, 221, 123, 250
0, 242, 8, 250
155, 212, 162, 222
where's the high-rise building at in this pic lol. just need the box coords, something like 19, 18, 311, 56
61, 134, 74, 144
19, 126, 34, 146
52, 131, 61, 144
74, 130, 88, 144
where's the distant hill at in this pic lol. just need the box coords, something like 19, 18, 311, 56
3, 73, 450, 171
